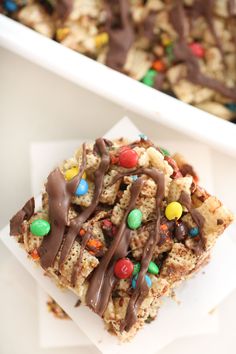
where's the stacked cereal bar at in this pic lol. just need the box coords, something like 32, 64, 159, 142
1, 0, 236, 121
10, 136, 233, 341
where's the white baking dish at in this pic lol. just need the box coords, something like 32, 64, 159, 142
0, 14, 236, 157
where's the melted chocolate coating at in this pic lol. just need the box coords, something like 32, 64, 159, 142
10, 198, 35, 236
86, 178, 144, 316
142, 11, 157, 41
105, 0, 135, 71
179, 191, 205, 252
58, 139, 110, 268
55, 0, 73, 20
39, 144, 87, 269
121, 169, 165, 331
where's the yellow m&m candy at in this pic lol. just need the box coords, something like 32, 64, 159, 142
165, 202, 183, 220
95, 32, 109, 48
65, 167, 86, 181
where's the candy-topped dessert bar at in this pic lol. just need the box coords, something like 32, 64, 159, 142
1, 0, 236, 121
10, 136, 233, 341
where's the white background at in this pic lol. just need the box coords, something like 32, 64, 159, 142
0, 47, 236, 354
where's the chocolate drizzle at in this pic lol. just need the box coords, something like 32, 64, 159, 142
86, 178, 144, 315
170, 0, 236, 100
38, 144, 87, 269
58, 139, 110, 268
120, 169, 165, 331
179, 191, 205, 252
105, 0, 135, 71
71, 228, 92, 287
10, 198, 35, 236
142, 11, 157, 42
55, 0, 73, 20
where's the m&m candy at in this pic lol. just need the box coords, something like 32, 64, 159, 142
75, 178, 88, 196
114, 258, 134, 279
189, 42, 205, 58
30, 219, 50, 237
165, 202, 183, 220
65, 167, 86, 181
148, 261, 159, 275
131, 175, 138, 182
152, 60, 166, 72
95, 32, 109, 47
139, 133, 148, 141
127, 209, 142, 230
133, 263, 141, 276
132, 261, 159, 275
4, 0, 18, 12
132, 274, 152, 289
159, 147, 170, 157
119, 148, 138, 168
225, 103, 236, 112
141, 69, 157, 87
56, 27, 70, 41
189, 227, 199, 237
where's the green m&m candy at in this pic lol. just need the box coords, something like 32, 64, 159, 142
159, 147, 170, 157
133, 261, 159, 276
133, 263, 141, 276
148, 261, 159, 275
30, 219, 50, 237
141, 69, 157, 87
127, 209, 142, 230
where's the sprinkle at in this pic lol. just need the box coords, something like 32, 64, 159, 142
139, 133, 148, 141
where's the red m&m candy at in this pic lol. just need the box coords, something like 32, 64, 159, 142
119, 148, 138, 168
114, 258, 134, 279
189, 42, 205, 58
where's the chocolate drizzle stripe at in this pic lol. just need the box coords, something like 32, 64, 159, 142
10, 197, 35, 236
179, 191, 206, 250
105, 0, 135, 71
58, 139, 110, 269
170, 0, 236, 100
71, 228, 92, 287
86, 178, 144, 316
38, 144, 87, 269
120, 169, 165, 332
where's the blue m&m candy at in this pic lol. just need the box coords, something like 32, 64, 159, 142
132, 274, 152, 289
75, 178, 88, 196
225, 103, 236, 112
4, 0, 18, 12
189, 227, 199, 237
